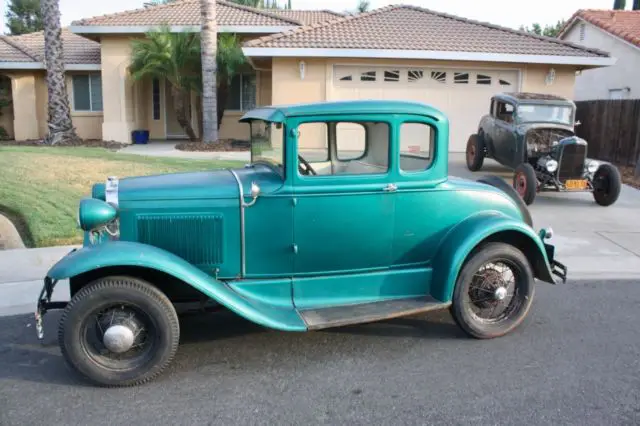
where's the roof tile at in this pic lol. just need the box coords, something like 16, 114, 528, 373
560, 9, 640, 48
72, 0, 299, 27
268, 10, 343, 26
0, 29, 100, 65
245, 5, 609, 58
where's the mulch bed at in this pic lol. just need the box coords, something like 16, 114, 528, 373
620, 165, 640, 190
0, 139, 127, 150
175, 139, 250, 152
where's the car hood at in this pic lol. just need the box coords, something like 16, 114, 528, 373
118, 169, 239, 201
517, 122, 575, 134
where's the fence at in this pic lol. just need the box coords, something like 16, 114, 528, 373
574, 99, 640, 168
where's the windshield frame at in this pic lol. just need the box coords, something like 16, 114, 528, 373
248, 120, 286, 176
515, 102, 575, 126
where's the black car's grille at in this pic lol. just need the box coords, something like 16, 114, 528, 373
558, 143, 586, 180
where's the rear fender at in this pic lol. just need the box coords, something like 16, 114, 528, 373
431, 211, 555, 302
47, 241, 305, 331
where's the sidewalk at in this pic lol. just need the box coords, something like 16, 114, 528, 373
117, 140, 251, 161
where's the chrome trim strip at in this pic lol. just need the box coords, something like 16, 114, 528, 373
229, 169, 247, 277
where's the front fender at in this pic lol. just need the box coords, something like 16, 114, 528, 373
431, 211, 555, 302
47, 241, 306, 332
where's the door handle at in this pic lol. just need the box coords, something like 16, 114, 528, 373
383, 183, 397, 192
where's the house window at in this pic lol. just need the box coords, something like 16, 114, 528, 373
454, 72, 469, 84
152, 78, 161, 120
72, 74, 103, 112
609, 88, 629, 100
226, 72, 257, 111
476, 74, 492, 85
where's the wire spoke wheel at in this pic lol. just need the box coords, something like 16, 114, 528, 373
452, 243, 535, 339
466, 260, 522, 325
81, 303, 156, 371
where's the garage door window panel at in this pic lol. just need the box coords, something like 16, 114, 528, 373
408, 70, 425, 83
399, 122, 435, 172
454, 72, 469, 84
431, 71, 447, 84
360, 71, 377, 82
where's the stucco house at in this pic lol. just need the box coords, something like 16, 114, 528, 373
0, 1, 614, 152
558, 9, 640, 101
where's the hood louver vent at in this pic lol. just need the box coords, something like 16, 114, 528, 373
137, 214, 224, 268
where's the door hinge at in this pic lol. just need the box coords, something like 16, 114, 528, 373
292, 244, 298, 254
292, 197, 297, 206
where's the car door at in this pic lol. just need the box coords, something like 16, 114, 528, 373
492, 101, 517, 166
289, 115, 396, 307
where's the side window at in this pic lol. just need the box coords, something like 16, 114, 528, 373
336, 122, 366, 160
297, 122, 329, 163
399, 122, 434, 172
496, 101, 515, 124
297, 121, 389, 177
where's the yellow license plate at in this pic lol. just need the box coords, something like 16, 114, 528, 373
565, 179, 588, 190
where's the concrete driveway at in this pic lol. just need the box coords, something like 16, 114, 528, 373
449, 153, 640, 279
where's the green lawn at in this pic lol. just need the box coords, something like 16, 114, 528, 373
0, 146, 244, 248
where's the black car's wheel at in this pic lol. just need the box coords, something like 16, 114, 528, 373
513, 163, 537, 205
58, 276, 180, 387
466, 134, 485, 171
451, 243, 535, 339
592, 163, 622, 207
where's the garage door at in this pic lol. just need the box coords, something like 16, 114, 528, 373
331, 66, 520, 152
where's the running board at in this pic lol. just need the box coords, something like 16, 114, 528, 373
299, 296, 450, 330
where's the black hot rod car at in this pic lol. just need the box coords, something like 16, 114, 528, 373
466, 92, 621, 206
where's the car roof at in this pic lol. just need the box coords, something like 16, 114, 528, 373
494, 92, 575, 106
240, 100, 448, 123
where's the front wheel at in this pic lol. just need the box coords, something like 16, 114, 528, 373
58, 276, 180, 387
513, 163, 537, 205
451, 243, 535, 339
592, 163, 622, 206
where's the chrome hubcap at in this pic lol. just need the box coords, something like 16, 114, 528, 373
103, 324, 135, 353
494, 286, 508, 301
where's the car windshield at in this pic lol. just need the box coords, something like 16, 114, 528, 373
516, 104, 574, 125
250, 120, 285, 171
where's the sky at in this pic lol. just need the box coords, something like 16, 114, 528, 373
0, 0, 623, 35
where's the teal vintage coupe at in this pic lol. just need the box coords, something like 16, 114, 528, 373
36, 100, 567, 387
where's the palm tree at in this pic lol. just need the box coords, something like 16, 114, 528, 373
40, 0, 80, 145
200, 0, 218, 143
129, 27, 245, 141
129, 27, 202, 140
357, 0, 370, 13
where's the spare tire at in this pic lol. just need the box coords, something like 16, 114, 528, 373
477, 175, 534, 228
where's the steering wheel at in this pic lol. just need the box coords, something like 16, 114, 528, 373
298, 154, 317, 176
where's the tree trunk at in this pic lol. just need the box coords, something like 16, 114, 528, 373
40, 0, 80, 145
172, 86, 197, 141
635, 151, 640, 178
216, 80, 229, 131
200, 0, 218, 143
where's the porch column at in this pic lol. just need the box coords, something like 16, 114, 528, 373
101, 37, 137, 143
10, 74, 40, 140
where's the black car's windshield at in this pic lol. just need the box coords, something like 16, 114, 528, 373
516, 104, 573, 125
250, 120, 285, 171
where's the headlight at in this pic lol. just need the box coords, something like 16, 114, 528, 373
587, 161, 599, 174
78, 198, 118, 232
546, 159, 558, 173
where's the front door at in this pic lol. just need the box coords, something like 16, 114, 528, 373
290, 117, 396, 308
493, 100, 517, 166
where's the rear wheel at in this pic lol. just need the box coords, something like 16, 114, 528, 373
466, 134, 485, 171
58, 276, 180, 387
451, 243, 535, 339
592, 163, 622, 206
513, 163, 537, 205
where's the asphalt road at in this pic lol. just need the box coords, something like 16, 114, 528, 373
1, 279, 639, 426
